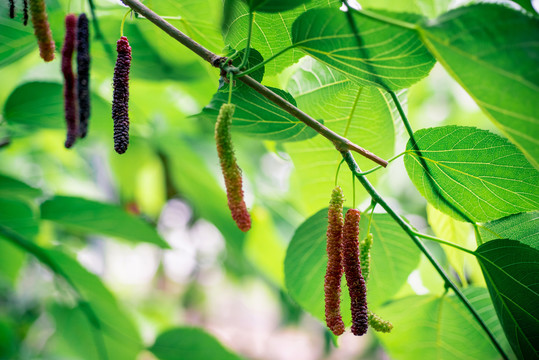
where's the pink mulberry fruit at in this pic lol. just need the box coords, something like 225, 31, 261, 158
324, 186, 345, 336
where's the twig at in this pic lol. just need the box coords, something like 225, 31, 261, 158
119, 0, 388, 168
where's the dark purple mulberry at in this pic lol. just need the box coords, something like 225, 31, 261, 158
342, 209, 368, 336
112, 36, 131, 154
62, 14, 78, 148
215, 103, 251, 232
29, 0, 55, 61
324, 186, 345, 336
77, 13, 90, 138
9, 0, 15, 18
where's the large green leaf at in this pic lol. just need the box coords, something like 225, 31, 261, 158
3, 82, 110, 133
476, 239, 539, 359
0, 173, 41, 199
376, 287, 505, 360
0, 197, 38, 285
404, 126, 539, 223
201, 86, 319, 141
223, 0, 339, 75
0, 0, 39, 68
40, 196, 169, 248
291, 8, 436, 90
479, 212, 538, 249
284, 209, 420, 326
418, 4, 539, 169
243, 0, 311, 13
46, 249, 142, 360
149, 327, 242, 360
285, 58, 396, 213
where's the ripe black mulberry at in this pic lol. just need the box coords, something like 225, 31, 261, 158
342, 209, 368, 336
9, 0, 15, 18
62, 14, 78, 148
324, 186, 345, 336
77, 13, 90, 138
29, 0, 55, 61
215, 103, 251, 232
112, 36, 131, 154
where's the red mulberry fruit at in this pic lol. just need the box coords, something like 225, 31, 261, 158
77, 13, 90, 138
368, 311, 393, 333
342, 209, 368, 336
112, 36, 131, 154
324, 186, 345, 336
62, 14, 78, 148
360, 233, 373, 282
215, 103, 251, 232
29, 0, 55, 62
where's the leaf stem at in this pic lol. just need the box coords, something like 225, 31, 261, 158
119, 0, 387, 167
238, 11, 254, 70
340, 150, 508, 360
413, 231, 476, 255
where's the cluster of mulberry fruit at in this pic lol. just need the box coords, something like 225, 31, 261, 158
323, 190, 393, 336
60, 13, 92, 148
215, 103, 251, 232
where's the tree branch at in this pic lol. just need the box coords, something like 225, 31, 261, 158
119, 0, 388, 168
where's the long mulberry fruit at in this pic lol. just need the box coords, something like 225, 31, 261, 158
215, 103, 251, 232
9, 0, 15, 18
368, 311, 393, 333
29, 0, 55, 62
360, 233, 373, 282
112, 36, 131, 154
324, 186, 345, 336
62, 14, 78, 148
342, 209, 368, 336
77, 13, 90, 138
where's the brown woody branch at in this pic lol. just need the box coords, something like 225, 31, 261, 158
120, 0, 388, 167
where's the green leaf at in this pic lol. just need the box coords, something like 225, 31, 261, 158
479, 212, 539, 249
3, 82, 110, 133
510, 0, 538, 14
223, 0, 340, 75
291, 8, 436, 90
285, 58, 396, 213
0, 1, 38, 68
404, 126, 539, 223
476, 239, 539, 359
418, 4, 539, 169
0, 197, 37, 285
284, 210, 420, 326
376, 288, 505, 360
46, 249, 142, 360
243, 0, 311, 13
201, 86, 319, 141
0, 173, 41, 199
149, 327, 242, 360
40, 196, 169, 248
